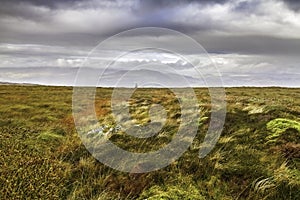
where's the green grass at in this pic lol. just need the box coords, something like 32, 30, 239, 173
0, 85, 299, 199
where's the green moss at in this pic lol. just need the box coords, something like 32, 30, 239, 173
266, 118, 300, 142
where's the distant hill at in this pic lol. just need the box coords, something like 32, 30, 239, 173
0, 81, 40, 86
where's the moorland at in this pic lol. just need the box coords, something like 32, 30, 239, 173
0, 85, 299, 199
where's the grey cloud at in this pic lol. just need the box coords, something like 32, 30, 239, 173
0, 1, 51, 22
1, 0, 300, 45
136, 0, 228, 10
282, 0, 300, 11
3, 0, 229, 9
196, 34, 300, 56
0, 0, 84, 9
232, 0, 260, 13
0, 0, 300, 87
0, 44, 85, 57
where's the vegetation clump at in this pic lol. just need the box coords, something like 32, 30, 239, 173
266, 118, 300, 143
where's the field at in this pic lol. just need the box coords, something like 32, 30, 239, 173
0, 85, 299, 199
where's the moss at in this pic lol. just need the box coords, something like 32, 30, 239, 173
266, 118, 300, 142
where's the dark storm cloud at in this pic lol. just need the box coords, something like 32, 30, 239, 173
232, 0, 260, 13
0, 0, 296, 38
3, 0, 229, 8
0, 0, 299, 87
0, 2, 49, 22
0, 0, 83, 9
282, 0, 300, 11
0, 0, 229, 21
0, 0, 300, 49
137, 0, 228, 9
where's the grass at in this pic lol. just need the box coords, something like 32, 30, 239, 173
0, 85, 299, 199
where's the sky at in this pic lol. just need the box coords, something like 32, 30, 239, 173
0, 0, 299, 87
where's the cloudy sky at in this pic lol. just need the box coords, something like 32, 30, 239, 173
0, 0, 299, 87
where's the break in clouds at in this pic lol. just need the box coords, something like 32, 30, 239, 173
0, 0, 299, 87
